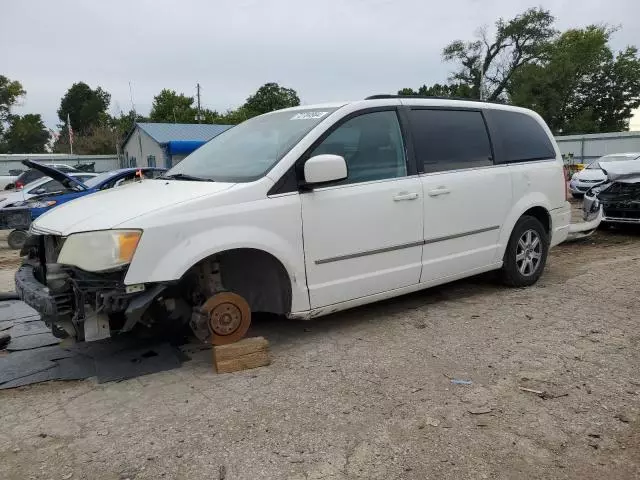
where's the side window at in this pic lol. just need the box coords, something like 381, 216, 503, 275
488, 110, 555, 163
409, 109, 493, 173
113, 172, 138, 188
309, 110, 407, 184
147, 155, 156, 167
145, 169, 164, 179
130, 156, 137, 168
28, 179, 62, 194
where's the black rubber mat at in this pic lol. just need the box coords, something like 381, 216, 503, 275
0, 301, 188, 389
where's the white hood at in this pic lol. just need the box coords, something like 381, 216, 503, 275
32, 179, 235, 236
575, 168, 606, 181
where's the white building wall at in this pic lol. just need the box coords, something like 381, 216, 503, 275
555, 131, 640, 165
0, 154, 120, 175
123, 128, 165, 168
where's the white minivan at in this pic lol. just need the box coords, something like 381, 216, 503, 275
17, 96, 571, 343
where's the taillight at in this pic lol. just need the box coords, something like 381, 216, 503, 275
15, 181, 24, 190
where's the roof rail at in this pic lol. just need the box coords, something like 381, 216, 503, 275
364, 94, 500, 104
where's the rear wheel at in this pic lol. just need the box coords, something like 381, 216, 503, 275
7, 229, 28, 250
500, 216, 549, 287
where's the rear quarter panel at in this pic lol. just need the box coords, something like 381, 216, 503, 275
484, 106, 568, 259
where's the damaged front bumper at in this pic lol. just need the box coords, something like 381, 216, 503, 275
565, 205, 603, 241
15, 238, 167, 342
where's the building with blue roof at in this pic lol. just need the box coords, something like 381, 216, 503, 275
121, 122, 233, 169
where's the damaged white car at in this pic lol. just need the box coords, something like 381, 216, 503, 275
584, 160, 640, 227
16, 97, 571, 344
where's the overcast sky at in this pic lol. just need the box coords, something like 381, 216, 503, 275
3, 0, 639, 130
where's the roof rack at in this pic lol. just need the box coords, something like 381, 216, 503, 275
364, 94, 499, 104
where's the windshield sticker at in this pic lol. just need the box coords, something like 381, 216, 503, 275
290, 111, 329, 120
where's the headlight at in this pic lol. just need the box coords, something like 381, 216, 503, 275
29, 200, 57, 208
58, 230, 142, 272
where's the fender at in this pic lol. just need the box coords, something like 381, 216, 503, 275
495, 191, 552, 262
124, 225, 310, 312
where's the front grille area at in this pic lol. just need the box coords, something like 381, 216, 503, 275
603, 206, 640, 220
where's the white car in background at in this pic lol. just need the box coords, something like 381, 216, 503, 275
0, 172, 97, 208
569, 153, 640, 197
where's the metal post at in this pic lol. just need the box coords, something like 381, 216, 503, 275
197, 83, 202, 124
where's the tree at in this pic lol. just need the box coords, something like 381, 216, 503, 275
243, 83, 300, 116
109, 109, 147, 142
443, 7, 556, 101
1, 114, 50, 153
217, 106, 253, 125
57, 82, 111, 133
149, 89, 197, 123
509, 26, 640, 134
398, 83, 474, 98
0, 76, 25, 124
53, 124, 117, 155
0, 75, 26, 140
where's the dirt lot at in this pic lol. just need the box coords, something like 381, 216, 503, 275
0, 223, 639, 480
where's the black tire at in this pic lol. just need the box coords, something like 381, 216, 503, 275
500, 216, 549, 287
7, 229, 28, 250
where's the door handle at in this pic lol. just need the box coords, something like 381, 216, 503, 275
428, 187, 451, 197
393, 192, 419, 201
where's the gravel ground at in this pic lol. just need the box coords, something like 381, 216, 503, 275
0, 221, 639, 479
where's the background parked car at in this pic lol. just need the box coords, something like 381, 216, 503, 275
0, 172, 97, 209
19, 161, 166, 220
0, 174, 19, 190
569, 152, 640, 197
4, 163, 79, 191
583, 159, 640, 227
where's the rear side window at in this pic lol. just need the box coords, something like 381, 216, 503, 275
20, 170, 43, 185
488, 110, 555, 163
409, 109, 493, 173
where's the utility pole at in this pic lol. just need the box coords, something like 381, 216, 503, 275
196, 83, 202, 123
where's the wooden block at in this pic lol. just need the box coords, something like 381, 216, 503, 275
213, 336, 270, 373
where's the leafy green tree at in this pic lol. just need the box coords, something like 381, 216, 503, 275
149, 89, 197, 123
0, 75, 26, 141
243, 83, 300, 116
109, 110, 147, 141
443, 7, 556, 100
53, 124, 117, 155
398, 83, 474, 98
509, 26, 640, 134
1, 114, 50, 153
57, 82, 111, 133
0, 75, 25, 123
217, 106, 253, 125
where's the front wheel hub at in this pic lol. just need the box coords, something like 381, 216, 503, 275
201, 292, 251, 345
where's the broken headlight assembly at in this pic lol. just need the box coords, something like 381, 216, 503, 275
58, 230, 142, 272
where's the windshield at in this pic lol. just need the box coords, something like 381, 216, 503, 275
83, 170, 119, 188
587, 155, 640, 169
166, 108, 338, 182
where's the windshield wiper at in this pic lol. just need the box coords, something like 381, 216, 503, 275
159, 173, 214, 182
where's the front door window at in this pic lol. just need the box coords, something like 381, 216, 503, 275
309, 110, 407, 184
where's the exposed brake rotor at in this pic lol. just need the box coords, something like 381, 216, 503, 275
200, 292, 251, 345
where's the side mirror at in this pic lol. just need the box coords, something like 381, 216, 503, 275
303, 154, 347, 186
34, 188, 46, 195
